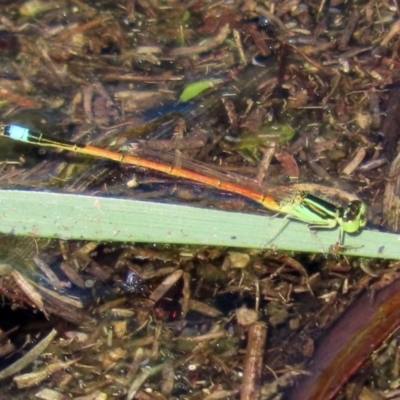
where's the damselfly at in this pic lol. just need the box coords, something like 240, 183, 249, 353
0, 123, 367, 244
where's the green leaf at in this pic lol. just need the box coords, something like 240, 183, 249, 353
0, 189, 396, 260
179, 79, 224, 102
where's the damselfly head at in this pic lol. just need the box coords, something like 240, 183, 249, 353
341, 200, 367, 233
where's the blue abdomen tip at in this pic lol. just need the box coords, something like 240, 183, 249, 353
8, 125, 29, 142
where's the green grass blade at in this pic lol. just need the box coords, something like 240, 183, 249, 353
0, 189, 394, 259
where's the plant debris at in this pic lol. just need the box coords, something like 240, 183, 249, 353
1, 0, 400, 399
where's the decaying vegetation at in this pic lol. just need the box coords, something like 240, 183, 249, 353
1, 0, 400, 399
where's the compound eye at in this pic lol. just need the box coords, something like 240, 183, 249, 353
358, 202, 367, 228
